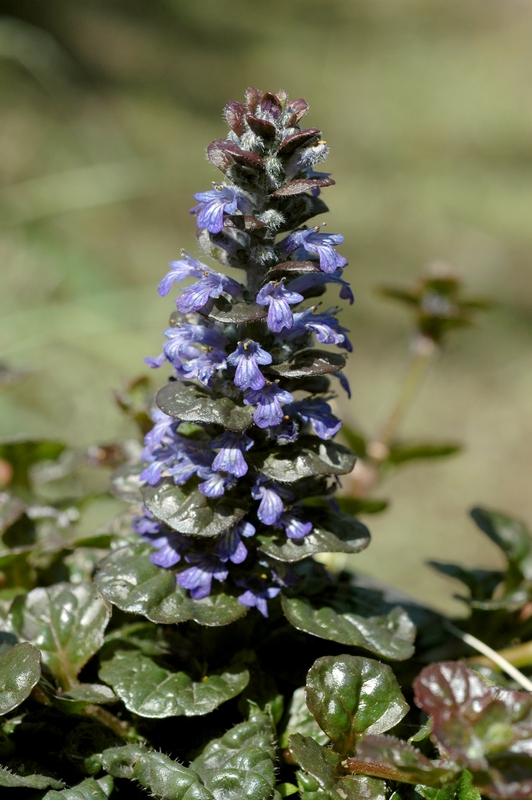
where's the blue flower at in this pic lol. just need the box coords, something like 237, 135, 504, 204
216, 520, 255, 565
256, 280, 303, 333
177, 554, 229, 600
237, 580, 281, 618
244, 383, 293, 429
280, 511, 313, 540
157, 252, 242, 313
143, 408, 178, 450
288, 308, 352, 351
132, 510, 188, 568
287, 268, 354, 305
227, 339, 272, 390
211, 431, 254, 477
197, 469, 237, 498
279, 228, 347, 274
158, 252, 205, 296
192, 184, 252, 233
252, 478, 292, 525
177, 272, 242, 315
290, 398, 342, 440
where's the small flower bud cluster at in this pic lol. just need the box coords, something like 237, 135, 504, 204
134, 89, 355, 616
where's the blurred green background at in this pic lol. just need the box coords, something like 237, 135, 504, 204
1, 0, 531, 612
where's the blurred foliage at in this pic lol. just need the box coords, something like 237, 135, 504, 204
0, 0, 531, 610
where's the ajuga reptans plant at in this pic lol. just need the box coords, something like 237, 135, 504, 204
130, 87, 359, 617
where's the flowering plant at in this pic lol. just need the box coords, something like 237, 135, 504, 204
0, 89, 531, 800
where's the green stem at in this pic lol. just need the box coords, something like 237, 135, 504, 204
368, 338, 437, 462
83, 705, 136, 741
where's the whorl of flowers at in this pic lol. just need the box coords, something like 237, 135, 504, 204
134, 88, 356, 616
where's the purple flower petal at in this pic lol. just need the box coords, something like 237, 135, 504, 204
227, 339, 272, 391
244, 384, 293, 429
211, 431, 254, 477
256, 281, 303, 333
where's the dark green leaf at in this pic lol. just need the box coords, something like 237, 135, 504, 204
289, 734, 386, 800
102, 744, 213, 799
0, 438, 65, 490
191, 706, 276, 800
267, 350, 346, 379
51, 683, 117, 714
255, 438, 356, 482
95, 543, 247, 626
0, 764, 64, 789
110, 463, 145, 503
99, 650, 249, 717
429, 561, 503, 603
415, 770, 481, 800
43, 776, 113, 799
281, 596, 415, 660
336, 497, 389, 515
387, 442, 461, 465
9, 583, 111, 689
470, 507, 532, 583
208, 299, 267, 324
157, 381, 254, 431
306, 656, 409, 756
343, 734, 458, 785
258, 512, 369, 562
0, 493, 25, 535
0, 642, 41, 715
279, 687, 329, 748
143, 482, 246, 537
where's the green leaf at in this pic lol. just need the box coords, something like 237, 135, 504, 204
306, 655, 410, 756
267, 349, 346, 378
336, 496, 389, 515
470, 507, 532, 583
99, 649, 249, 718
43, 776, 113, 799
281, 596, 415, 660
0, 438, 65, 490
143, 482, 246, 536
255, 438, 356, 482
190, 706, 277, 800
258, 511, 369, 562
289, 734, 386, 800
157, 381, 254, 432
9, 583, 111, 689
0, 641, 41, 714
95, 543, 247, 626
415, 770, 481, 800
102, 743, 213, 799
280, 687, 330, 748
0, 493, 25, 535
110, 463, 145, 503
387, 441, 461, 465
0, 763, 64, 789
51, 683, 118, 714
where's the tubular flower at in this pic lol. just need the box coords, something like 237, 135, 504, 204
131, 88, 360, 618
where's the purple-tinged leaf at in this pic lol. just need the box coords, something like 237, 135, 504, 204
266, 349, 346, 379
156, 381, 254, 432
208, 299, 268, 324
207, 140, 265, 173
415, 662, 532, 756
268, 260, 322, 275
272, 177, 335, 197
343, 734, 459, 786
278, 129, 321, 155
246, 114, 276, 138
245, 86, 261, 111
224, 101, 247, 136
286, 97, 309, 124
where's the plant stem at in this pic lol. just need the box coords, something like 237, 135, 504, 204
444, 621, 532, 692
84, 704, 136, 741
369, 337, 437, 461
